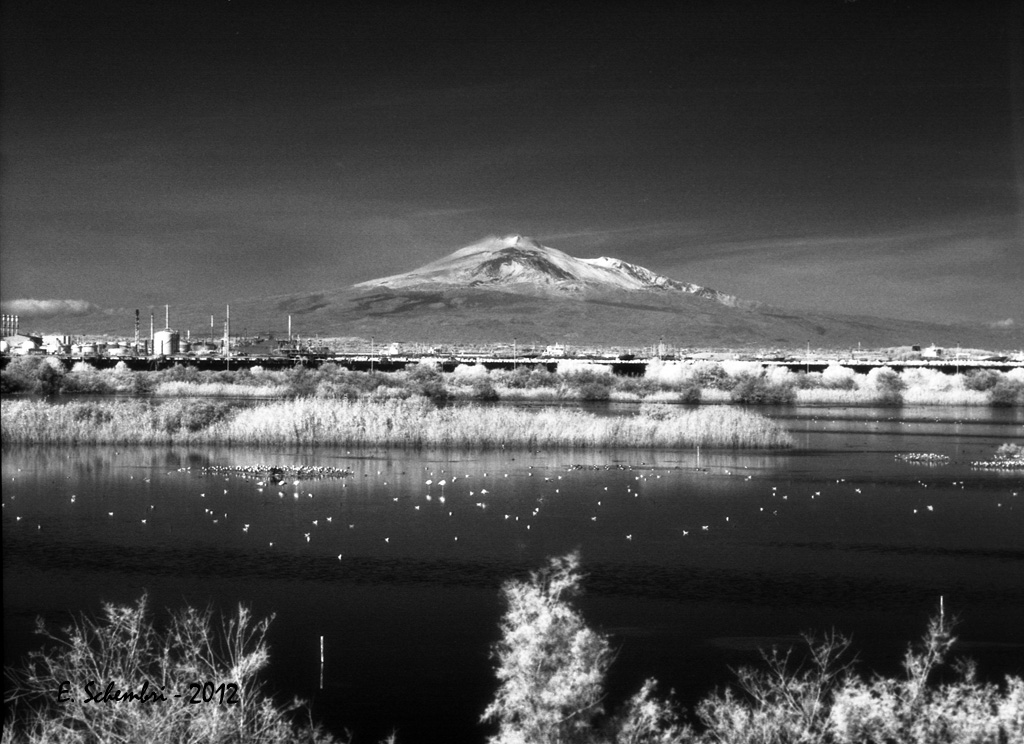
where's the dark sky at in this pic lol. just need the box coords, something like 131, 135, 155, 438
2, 1, 1022, 327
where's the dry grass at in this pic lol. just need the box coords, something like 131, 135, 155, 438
0, 397, 793, 449
3, 595, 340, 744
154, 381, 291, 398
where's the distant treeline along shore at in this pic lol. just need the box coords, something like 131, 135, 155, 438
2, 354, 1022, 407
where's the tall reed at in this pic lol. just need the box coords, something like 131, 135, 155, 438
0, 397, 793, 449
153, 381, 290, 398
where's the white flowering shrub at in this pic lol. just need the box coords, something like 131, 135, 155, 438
482, 553, 689, 744
821, 364, 857, 389
645, 359, 694, 386
719, 360, 762, 378
452, 363, 490, 381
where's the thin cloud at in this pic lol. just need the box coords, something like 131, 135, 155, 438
0, 299, 102, 318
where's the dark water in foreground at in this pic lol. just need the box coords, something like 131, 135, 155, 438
3, 405, 1023, 742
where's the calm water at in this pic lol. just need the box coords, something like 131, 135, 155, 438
3, 405, 1023, 742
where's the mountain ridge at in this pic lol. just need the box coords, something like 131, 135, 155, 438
11, 235, 1019, 350
353, 234, 753, 308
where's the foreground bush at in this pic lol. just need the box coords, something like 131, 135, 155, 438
3, 595, 338, 744
486, 555, 1024, 744
483, 553, 689, 744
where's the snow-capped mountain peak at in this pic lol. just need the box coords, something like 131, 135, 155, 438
354, 234, 743, 305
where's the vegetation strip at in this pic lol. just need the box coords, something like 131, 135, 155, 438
0, 397, 793, 449
3, 354, 1023, 406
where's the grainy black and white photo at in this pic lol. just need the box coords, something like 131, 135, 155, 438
2, 2, 1023, 743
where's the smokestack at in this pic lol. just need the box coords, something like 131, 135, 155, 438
165, 304, 169, 330
288, 315, 292, 342
135, 310, 140, 349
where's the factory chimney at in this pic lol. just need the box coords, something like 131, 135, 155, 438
1, 314, 19, 338
135, 310, 140, 350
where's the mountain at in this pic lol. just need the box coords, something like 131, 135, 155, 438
16, 235, 1021, 350
355, 234, 749, 307
259, 234, 1011, 350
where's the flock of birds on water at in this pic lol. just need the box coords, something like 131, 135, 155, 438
4, 447, 1021, 558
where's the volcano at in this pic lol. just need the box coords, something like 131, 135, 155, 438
28, 234, 1018, 350
354, 234, 749, 307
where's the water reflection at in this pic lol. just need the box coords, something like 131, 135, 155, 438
3, 406, 1023, 744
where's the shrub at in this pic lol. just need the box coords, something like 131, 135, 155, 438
697, 630, 855, 743
493, 366, 555, 390
821, 364, 858, 390
645, 359, 694, 388
729, 373, 796, 405
677, 383, 702, 404
406, 364, 449, 400
964, 369, 1001, 392
130, 371, 157, 395
470, 379, 501, 401
285, 368, 320, 398
866, 367, 905, 406
0, 356, 66, 395
794, 372, 824, 389
691, 362, 731, 390
615, 376, 661, 397
482, 553, 689, 744
484, 555, 1023, 744
990, 379, 1024, 407
573, 380, 613, 401
158, 364, 201, 384
59, 362, 116, 394
3, 594, 339, 744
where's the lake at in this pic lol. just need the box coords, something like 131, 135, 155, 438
3, 404, 1023, 742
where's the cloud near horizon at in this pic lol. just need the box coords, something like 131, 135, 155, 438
0, 299, 103, 318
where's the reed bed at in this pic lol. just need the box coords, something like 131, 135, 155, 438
795, 388, 886, 405
901, 387, 989, 406
153, 381, 291, 397
0, 397, 793, 449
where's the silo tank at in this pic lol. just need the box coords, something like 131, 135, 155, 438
153, 329, 180, 356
